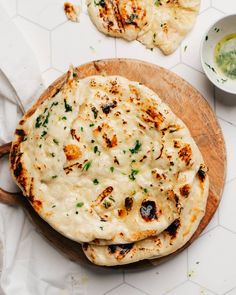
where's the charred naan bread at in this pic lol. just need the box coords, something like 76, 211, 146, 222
87, 0, 200, 55
11, 72, 191, 244
83, 163, 209, 265
87, 0, 153, 41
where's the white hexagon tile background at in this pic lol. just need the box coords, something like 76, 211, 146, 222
1, 0, 236, 294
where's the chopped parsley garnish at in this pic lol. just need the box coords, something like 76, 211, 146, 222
93, 178, 99, 185
52, 205, 56, 208
91, 106, 98, 119
129, 169, 139, 181
41, 130, 47, 138
205, 62, 216, 73
64, 99, 72, 112
80, 127, 84, 132
110, 167, 114, 173
73, 72, 78, 77
53, 139, 59, 145
89, 123, 95, 127
94, 146, 98, 153
52, 175, 58, 179
109, 196, 115, 202
51, 101, 59, 107
39, 144, 42, 148
126, 13, 138, 24
83, 160, 92, 171
155, 0, 162, 6
100, 226, 104, 230
205, 35, 208, 41
144, 188, 148, 193
35, 115, 43, 128
91, 139, 95, 143
76, 202, 84, 208
51, 153, 55, 157
42, 112, 50, 127
184, 45, 188, 52
103, 200, 111, 209
94, 0, 106, 7
61, 116, 67, 120
129, 140, 142, 154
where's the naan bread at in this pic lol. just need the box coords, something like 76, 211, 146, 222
11, 72, 200, 244
83, 163, 209, 265
138, 0, 200, 55
87, 0, 200, 55
87, 0, 153, 41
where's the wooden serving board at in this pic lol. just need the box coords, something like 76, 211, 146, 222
0, 59, 226, 269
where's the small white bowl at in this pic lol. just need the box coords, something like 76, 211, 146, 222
201, 14, 236, 94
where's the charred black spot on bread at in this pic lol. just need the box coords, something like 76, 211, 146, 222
70, 129, 80, 142
155, 144, 164, 160
15, 129, 26, 137
125, 197, 133, 212
178, 144, 192, 165
52, 88, 60, 98
114, 156, 119, 165
108, 243, 134, 259
14, 161, 22, 177
140, 200, 157, 221
101, 101, 117, 114
179, 184, 191, 197
165, 219, 180, 238
198, 165, 207, 182
83, 243, 89, 251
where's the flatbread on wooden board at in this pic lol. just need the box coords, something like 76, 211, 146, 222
87, 0, 200, 55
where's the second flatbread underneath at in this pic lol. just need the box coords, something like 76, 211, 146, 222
83, 164, 209, 265
87, 0, 200, 55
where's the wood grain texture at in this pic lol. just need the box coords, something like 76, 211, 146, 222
0, 59, 226, 268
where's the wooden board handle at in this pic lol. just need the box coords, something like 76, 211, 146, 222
0, 142, 19, 206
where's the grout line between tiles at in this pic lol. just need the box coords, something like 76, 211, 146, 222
191, 281, 218, 295
163, 280, 188, 295
103, 282, 125, 295
125, 282, 152, 295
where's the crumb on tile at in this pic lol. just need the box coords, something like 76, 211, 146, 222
64, 2, 80, 22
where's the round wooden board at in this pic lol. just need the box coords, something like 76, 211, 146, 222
0, 59, 226, 269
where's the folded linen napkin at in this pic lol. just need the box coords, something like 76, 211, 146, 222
0, 5, 86, 294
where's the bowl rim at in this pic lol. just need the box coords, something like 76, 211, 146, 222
200, 13, 236, 95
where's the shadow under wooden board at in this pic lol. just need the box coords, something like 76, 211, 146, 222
0, 59, 226, 269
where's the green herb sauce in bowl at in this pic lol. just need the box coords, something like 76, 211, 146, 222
214, 33, 236, 80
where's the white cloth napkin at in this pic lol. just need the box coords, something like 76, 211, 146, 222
0, 6, 86, 295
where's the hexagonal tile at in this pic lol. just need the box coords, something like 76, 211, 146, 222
199, 0, 211, 14
212, 0, 236, 14
13, 16, 50, 72
218, 119, 236, 182
106, 284, 146, 295
219, 178, 236, 233
51, 13, 116, 72
125, 251, 187, 294
42, 68, 62, 87
17, 0, 67, 30
215, 87, 236, 126
181, 8, 224, 72
225, 288, 236, 295
116, 38, 180, 69
82, 265, 123, 295
172, 64, 214, 109
166, 281, 214, 295
188, 227, 236, 294
0, 0, 17, 18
